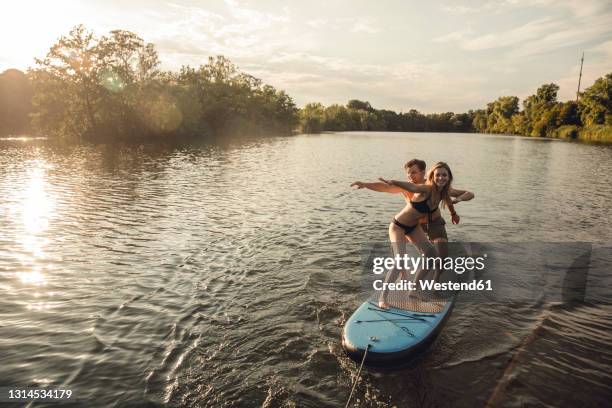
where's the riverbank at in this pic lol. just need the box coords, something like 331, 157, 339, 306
550, 125, 612, 143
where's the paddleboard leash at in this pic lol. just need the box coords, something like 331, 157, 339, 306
345, 343, 371, 408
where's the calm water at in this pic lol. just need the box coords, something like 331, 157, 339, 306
0, 132, 611, 407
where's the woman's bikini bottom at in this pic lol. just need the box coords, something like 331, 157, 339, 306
392, 218, 418, 235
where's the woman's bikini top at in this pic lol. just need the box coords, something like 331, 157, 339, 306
410, 194, 438, 214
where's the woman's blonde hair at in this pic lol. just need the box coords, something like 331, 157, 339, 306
426, 162, 453, 208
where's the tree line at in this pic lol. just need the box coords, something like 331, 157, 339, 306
0, 25, 610, 142
299, 100, 473, 133
299, 76, 611, 142
0, 25, 297, 141
471, 77, 611, 141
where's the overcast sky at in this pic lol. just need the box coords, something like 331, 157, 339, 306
1, 0, 611, 113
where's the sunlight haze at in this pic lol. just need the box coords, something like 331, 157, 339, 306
1, 0, 610, 113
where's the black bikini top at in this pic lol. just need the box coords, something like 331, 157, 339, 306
410, 194, 438, 214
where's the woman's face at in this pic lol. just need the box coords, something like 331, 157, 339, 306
433, 167, 449, 188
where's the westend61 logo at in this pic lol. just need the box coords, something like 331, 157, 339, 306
372, 254, 487, 275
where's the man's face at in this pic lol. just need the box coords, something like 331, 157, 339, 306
406, 165, 425, 184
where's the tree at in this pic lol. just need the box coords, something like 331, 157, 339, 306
556, 101, 580, 126
30, 25, 163, 140
29, 25, 297, 140
99, 30, 160, 86
299, 103, 325, 133
511, 113, 529, 135
522, 83, 560, 137
30, 25, 104, 139
346, 99, 373, 112
486, 96, 519, 134
578, 72, 611, 126
178, 56, 297, 134
472, 109, 487, 133
324, 104, 355, 131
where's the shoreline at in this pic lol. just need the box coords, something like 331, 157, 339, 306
3, 127, 612, 146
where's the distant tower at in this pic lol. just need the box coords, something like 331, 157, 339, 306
576, 52, 584, 102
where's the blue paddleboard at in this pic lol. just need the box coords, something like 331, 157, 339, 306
342, 296, 455, 366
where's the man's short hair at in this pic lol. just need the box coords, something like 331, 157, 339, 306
404, 159, 426, 171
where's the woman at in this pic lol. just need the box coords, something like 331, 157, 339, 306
352, 162, 466, 308
352, 158, 473, 261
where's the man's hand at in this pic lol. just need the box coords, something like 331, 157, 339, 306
351, 181, 365, 189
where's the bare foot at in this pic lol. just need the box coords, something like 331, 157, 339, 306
378, 298, 390, 309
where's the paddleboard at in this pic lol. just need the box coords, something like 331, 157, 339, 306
342, 292, 456, 366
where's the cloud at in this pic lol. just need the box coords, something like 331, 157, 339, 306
306, 18, 328, 29
242, 51, 488, 112
134, 1, 315, 69
588, 39, 612, 58
463, 18, 563, 51
305, 17, 380, 34
436, 1, 612, 58
433, 28, 474, 43
439, 0, 585, 16
440, 4, 479, 14
350, 19, 380, 34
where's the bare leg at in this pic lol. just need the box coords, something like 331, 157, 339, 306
432, 238, 448, 282
408, 226, 439, 291
379, 223, 409, 309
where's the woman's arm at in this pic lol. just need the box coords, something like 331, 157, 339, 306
351, 181, 404, 193
445, 198, 460, 224
449, 187, 474, 203
378, 178, 430, 194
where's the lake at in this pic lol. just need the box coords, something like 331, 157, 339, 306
0, 132, 610, 407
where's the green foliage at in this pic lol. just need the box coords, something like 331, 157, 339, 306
578, 73, 611, 126
522, 83, 560, 136
27, 25, 297, 141
485, 96, 519, 134
299, 102, 473, 133
473, 77, 608, 142
578, 125, 612, 143
29, 25, 162, 140
323, 104, 355, 131
176, 57, 297, 135
557, 101, 580, 126
346, 99, 373, 112
551, 125, 579, 139
511, 113, 528, 135
0, 69, 33, 135
472, 110, 487, 133
299, 103, 325, 133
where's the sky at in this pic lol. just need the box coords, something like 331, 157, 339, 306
1, 0, 611, 113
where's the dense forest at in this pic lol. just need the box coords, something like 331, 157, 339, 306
0, 25, 610, 142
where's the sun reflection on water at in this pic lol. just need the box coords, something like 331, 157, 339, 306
8, 159, 56, 303
7, 159, 57, 265
16, 271, 47, 286
20, 161, 55, 235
